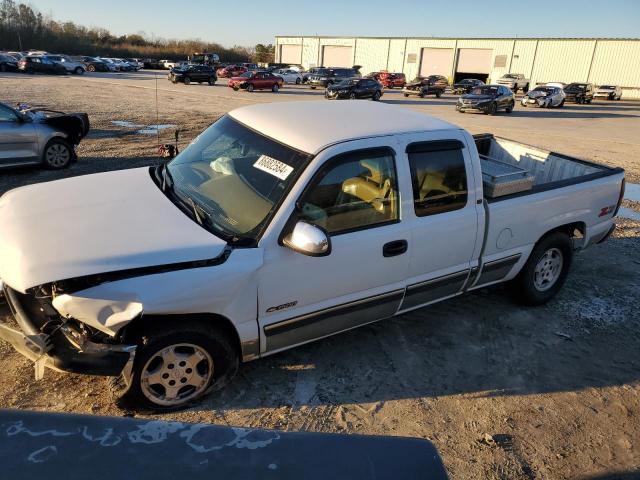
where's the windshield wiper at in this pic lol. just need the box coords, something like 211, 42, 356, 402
186, 196, 204, 226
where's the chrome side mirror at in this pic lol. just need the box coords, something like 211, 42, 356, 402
283, 221, 331, 257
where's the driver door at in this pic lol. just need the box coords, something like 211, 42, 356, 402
258, 143, 411, 354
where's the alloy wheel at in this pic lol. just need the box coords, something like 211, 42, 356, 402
45, 143, 71, 168
533, 248, 563, 292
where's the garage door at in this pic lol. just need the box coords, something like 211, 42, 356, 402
419, 48, 454, 77
456, 49, 493, 74
322, 46, 353, 67
280, 44, 302, 65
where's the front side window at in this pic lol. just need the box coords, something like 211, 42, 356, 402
0, 105, 18, 122
165, 116, 311, 243
408, 143, 468, 217
297, 149, 398, 235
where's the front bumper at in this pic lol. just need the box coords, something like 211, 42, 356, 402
0, 283, 135, 377
325, 90, 348, 99
456, 102, 491, 113
309, 79, 329, 87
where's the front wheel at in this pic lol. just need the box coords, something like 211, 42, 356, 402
183, 76, 191, 85
295, 77, 301, 84
506, 101, 514, 113
510, 232, 573, 306
110, 321, 239, 412
486, 102, 497, 115
372, 91, 381, 101
208, 77, 216, 86
74, 67, 84, 75
435, 90, 442, 98
247, 83, 254, 92
43, 139, 73, 169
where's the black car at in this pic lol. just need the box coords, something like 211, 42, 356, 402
402, 75, 449, 98
17, 55, 67, 74
0, 53, 18, 72
563, 83, 594, 104
456, 85, 515, 115
73, 56, 110, 72
325, 78, 383, 101
169, 65, 217, 85
308, 67, 361, 89
452, 78, 485, 94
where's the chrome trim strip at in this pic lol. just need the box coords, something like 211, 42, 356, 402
401, 270, 469, 310
474, 253, 522, 287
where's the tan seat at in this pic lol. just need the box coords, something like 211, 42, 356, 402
341, 159, 395, 215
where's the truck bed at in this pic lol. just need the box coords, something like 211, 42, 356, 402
474, 134, 618, 200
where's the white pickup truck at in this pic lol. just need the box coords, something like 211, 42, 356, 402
0, 102, 625, 411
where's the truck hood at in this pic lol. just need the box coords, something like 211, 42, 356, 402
0, 167, 227, 293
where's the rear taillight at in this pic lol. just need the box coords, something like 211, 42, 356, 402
613, 178, 626, 216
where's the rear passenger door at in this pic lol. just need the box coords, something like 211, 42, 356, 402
397, 135, 482, 312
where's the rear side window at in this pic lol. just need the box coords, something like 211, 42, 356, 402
407, 142, 468, 217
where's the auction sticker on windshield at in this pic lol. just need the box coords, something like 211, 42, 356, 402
253, 155, 294, 180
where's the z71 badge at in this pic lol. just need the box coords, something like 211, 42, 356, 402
266, 301, 298, 313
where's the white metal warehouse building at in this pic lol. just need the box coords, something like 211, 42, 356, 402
275, 36, 640, 98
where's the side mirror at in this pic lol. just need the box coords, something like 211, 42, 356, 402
283, 221, 331, 257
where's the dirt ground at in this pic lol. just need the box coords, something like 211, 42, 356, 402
0, 72, 639, 479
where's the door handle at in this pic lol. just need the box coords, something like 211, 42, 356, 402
383, 240, 408, 257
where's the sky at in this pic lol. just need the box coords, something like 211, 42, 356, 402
25, 0, 640, 47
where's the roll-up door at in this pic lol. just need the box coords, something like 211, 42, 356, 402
322, 46, 353, 67
280, 44, 302, 64
419, 48, 454, 77
455, 48, 493, 83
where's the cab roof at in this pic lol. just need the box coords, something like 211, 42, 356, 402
228, 101, 458, 154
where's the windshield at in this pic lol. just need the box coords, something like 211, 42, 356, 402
566, 83, 586, 91
502, 74, 518, 79
470, 86, 498, 95
335, 78, 359, 87
166, 116, 311, 242
599, 85, 615, 89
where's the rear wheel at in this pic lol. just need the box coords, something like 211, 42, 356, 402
110, 320, 239, 412
272, 83, 279, 93
74, 67, 84, 75
183, 76, 191, 85
372, 90, 381, 101
510, 232, 573, 306
435, 90, 442, 98
43, 139, 73, 169
247, 83, 254, 92
295, 77, 301, 84
208, 77, 215, 86
87, 64, 96, 72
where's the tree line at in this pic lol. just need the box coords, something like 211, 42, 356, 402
0, 1, 274, 62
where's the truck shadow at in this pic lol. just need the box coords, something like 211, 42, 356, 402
510, 110, 639, 119
198, 232, 640, 411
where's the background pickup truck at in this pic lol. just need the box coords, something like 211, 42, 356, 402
0, 102, 625, 412
497, 73, 530, 93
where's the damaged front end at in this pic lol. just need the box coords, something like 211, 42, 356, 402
0, 281, 136, 381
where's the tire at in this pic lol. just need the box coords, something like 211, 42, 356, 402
418, 91, 425, 98
247, 83, 254, 92
295, 77, 301, 84
74, 67, 84, 75
404, 93, 409, 98
349, 92, 356, 100
435, 90, 442, 98
272, 83, 279, 93
110, 320, 239, 412
310, 86, 316, 90
372, 91, 381, 101
522, 84, 529, 94
510, 232, 573, 306
42, 138, 73, 169
559, 99, 565, 108
506, 101, 514, 113
208, 77, 215, 85
87, 64, 96, 72
182, 76, 190, 85
577, 97, 584, 104
486, 102, 497, 115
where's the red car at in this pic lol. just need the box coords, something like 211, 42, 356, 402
216, 65, 248, 78
378, 72, 406, 89
228, 71, 284, 92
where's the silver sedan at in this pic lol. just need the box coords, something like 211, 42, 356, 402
0, 103, 89, 169
521, 86, 566, 108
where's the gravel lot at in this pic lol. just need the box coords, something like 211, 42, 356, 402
1, 71, 639, 479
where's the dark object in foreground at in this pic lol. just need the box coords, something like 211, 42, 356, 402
0, 409, 449, 480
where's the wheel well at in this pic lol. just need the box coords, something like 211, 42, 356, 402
539, 222, 585, 243
121, 313, 243, 361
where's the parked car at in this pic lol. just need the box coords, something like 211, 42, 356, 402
228, 70, 283, 92
169, 65, 217, 85
0, 53, 18, 72
142, 58, 164, 69
308, 67, 361, 89
302, 67, 326, 83
97, 58, 119, 72
563, 83, 594, 104
402, 75, 449, 98
0, 101, 624, 411
159, 60, 176, 70
521, 85, 565, 108
456, 85, 515, 114
217, 65, 248, 78
497, 74, 530, 93
452, 78, 485, 94
378, 72, 406, 89
325, 78, 382, 100
18, 55, 67, 75
594, 85, 622, 100
0, 102, 89, 169
47, 55, 86, 75
109, 58, 136, 72
123, 58, 144, 70
73, 56, 110, 72
274, 69, 303, 84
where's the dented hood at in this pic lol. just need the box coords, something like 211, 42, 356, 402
0, 167, 227, 293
